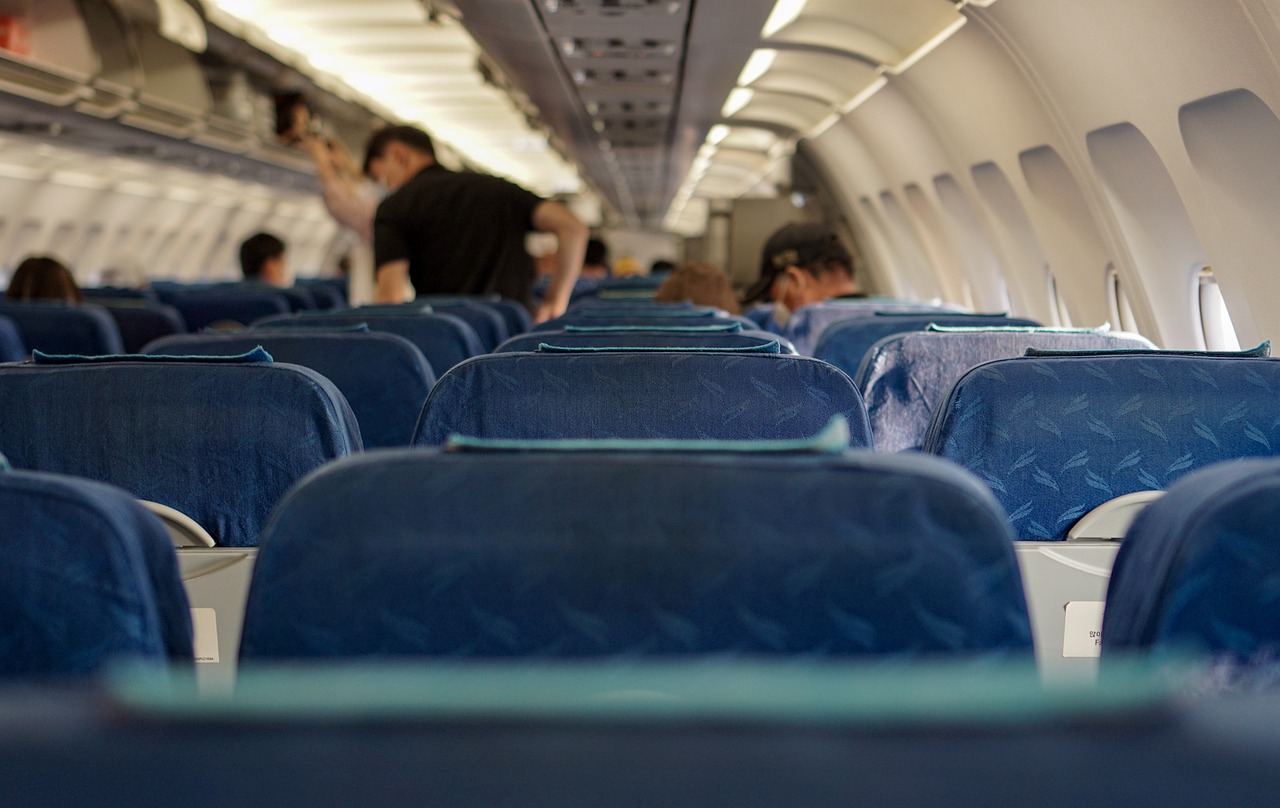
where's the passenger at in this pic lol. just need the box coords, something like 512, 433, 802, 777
654, 260, 742, 314
362, 124, 588, 322
581, 237, 611, 280
741, 222, 863, 327
299, 135, 376, 245
4, 255, 82, 303
239, 232, 293, 289
649, 258, 676, 277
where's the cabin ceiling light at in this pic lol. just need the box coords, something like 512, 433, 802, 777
761, 0, 965, 74
721, 88, 755, 118
200, 0, 586, 198
737, 49, 778, 87
762, 0, 808, 38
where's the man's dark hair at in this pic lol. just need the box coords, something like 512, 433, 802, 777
363, 125, 436, 177
239, 232, 285, 280
584, 237, 609, 267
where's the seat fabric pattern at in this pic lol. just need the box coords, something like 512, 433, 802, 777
813, 314, 1042, 379
146, 332, 435, 448
1103, 459, 1280, 665
240, 449, 1031, 660
860, 330, 1154, 452
413, 351, 870, 446
254, 311, 483, 374
0, 360, 361, 546
0, 469, 192, 676
923, 353, 1280, 541
0, 302, 123, 356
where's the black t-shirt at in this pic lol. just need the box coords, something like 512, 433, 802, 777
373, 164, 543, 304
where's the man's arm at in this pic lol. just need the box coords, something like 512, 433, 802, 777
530, 199, 588, 323
374, 259, 414, 303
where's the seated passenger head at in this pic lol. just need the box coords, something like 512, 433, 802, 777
5, 255, 81, 303
239, 232, 291, 288
743, 223, 857, 314
582, 237, 610, 279
363, 125, 436, 192
654, 261, 741, 314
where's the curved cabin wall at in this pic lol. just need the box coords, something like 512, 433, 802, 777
798, 0, 1280, 347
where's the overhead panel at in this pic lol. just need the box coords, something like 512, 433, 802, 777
534, 0, 691, 224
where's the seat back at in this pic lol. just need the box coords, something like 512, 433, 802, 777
495, 326, 796, 354
860, 328, 1155, 452
813, 313, 1042, 379
159, 289, 291, 330
780, 300, 965, 355
922, 348, 1280, 541
146, 331, 435, 448
0, 353, 362, 546
103, 302, 187, 353
0, 314, 24, 362
239, 446, 1030, 660
533, 307, 755, 333
413, 350, 871, 446
417, 299, 510, 351
0, 467, 192, 676
0, 302, 124, 355
253, 310, 483, 373
1102, 458, 1280, 665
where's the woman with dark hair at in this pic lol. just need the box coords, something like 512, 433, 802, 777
5, 255, 82, 303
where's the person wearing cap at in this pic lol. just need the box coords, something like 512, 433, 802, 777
742, 222, 862, 329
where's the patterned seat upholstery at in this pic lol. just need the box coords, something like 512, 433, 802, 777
813, 314, 1043, 380
0, 466, 192, 676
0, 314, 24, 362
239, 446, 1031, 659
0, 302, 124, 356
0, 353, 361, 546
157, 289, 291, 331
859, 328, 1154, 452
495, 326, 796, 354
254, 310, 484, 374
779, 300, 964, 356
104, 303, 187, 353
412, 350, 871, 446
922, 348, 1280, 541
145, 331, 435, 448
532, 310, 756, 333
1102, 458, 1280, 665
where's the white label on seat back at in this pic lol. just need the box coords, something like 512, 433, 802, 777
1062, 601, 1105, 657
191, 608, 219, 663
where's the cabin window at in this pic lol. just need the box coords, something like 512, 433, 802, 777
1106, 265, 1138, 333
1197, 267, 1240, 351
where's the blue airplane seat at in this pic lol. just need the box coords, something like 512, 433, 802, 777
921, 345, 1280, 541
0, 466, 193, 676
253, 309, 484, 374
0, 314, 25, 361
159, 289, 291, 331
415, 298, 510, 351
781, 300, 967, 356
102, 302, 188, 353
532, 310, 757, 333
858, 327, 1155, 452
239, 438, 1030, 660
812, 313, 1043, 380
0, 351, 361, 547
145, 330, 435, 448
493, 326, 797, 354
1103, 458, 1280, 670
413, 349, 870, 446
0, 301, 124, 355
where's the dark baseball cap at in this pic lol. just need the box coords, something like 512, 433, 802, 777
742, 222, 851, 304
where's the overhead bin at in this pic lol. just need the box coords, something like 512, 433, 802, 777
76, 0, 144, 118
0, 0, 97, 106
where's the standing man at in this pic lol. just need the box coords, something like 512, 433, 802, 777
363, 125, 588, 322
